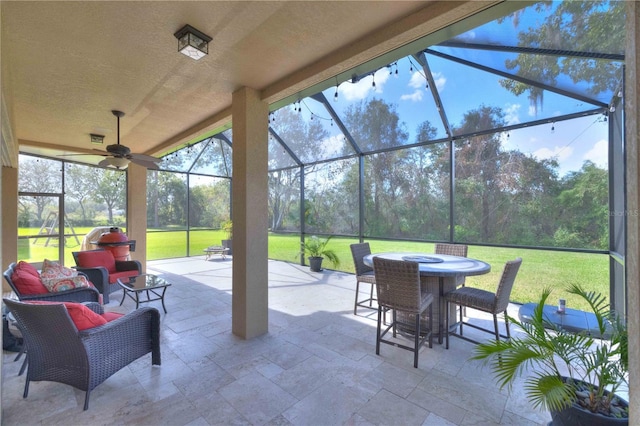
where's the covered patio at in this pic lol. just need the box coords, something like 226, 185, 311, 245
2, 256, 548, 425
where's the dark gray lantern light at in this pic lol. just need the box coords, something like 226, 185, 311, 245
174, 24, 212, 60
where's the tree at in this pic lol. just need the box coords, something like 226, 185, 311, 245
555, 160, 608, 249
500, 1, 624, 109
18, 156, 61, 222
268, 107, 329, 231
65, 163, 96, 223
90, 169, 126, 224
342, 98, 410, 237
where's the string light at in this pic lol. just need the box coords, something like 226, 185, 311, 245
551, 122, 555, 133
372, 73, 376, 88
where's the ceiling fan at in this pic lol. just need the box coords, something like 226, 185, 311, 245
62, 110, 162, 170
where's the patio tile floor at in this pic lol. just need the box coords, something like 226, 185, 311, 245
2, 256, 550, 425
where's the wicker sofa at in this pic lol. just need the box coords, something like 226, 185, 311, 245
3, 262, 100, 303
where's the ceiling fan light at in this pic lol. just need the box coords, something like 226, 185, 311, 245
106, 157, 130, 169
174, 25, 212, 60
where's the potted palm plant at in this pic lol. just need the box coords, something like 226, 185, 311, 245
301, 235, 340, 272
473, 284, 628, 425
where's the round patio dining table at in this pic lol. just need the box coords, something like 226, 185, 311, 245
363, 252, 491, 344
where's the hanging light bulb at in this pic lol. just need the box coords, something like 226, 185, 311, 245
551, 122, 555, 133
334, 86, 339, 102
372, 73, 376, 88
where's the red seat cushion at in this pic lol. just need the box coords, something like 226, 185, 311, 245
76, 250, 117, 273
108, 270, 139, 284
11, 262, 48, 295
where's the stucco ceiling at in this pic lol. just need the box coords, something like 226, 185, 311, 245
1, 1, 501, 165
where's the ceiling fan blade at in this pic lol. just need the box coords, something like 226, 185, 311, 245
129, 152, 162, 163
129, 157, 160, 169
58, 153, 107, 157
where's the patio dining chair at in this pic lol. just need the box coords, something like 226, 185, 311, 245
444, 257, 522, 348
350, 243, 377, 316
435, 243, 468, 286
373, 257, 433, 368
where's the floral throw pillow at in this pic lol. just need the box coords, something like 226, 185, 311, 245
40, 259, 91, 292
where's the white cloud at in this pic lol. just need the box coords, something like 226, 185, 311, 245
339, 68, 389, 101
400, 90, 423, 102
533, 145, 574, 163
432, 72, 446, 92
408, 71, 425, 89
583, 139, 608, 168
504, 103, 521, 126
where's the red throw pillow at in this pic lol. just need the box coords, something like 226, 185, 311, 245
15, 261, 40, 277
27, 301, 107, 330
76, 250, 117, 273
11, 265, 48, 295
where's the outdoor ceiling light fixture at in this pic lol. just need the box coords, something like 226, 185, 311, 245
174, 24, 212, 60
104, 156, 130, 170
90, 133, 104, 145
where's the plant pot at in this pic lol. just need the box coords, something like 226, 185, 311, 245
308, 256, 323, 272
222, 239, 233, 255
551, 403, 628, 426
550, 379, 628, 426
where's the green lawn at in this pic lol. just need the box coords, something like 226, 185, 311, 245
17, 228, 608, 311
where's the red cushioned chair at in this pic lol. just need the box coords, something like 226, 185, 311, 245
3, 262, 100, 303
72, 249, 141, 304
4, 298, 160, 410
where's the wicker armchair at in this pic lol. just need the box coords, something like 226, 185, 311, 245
373, 257, 433, 368
72, 249, 142, 304
444, 257, 522, 348
4, 298, 161, 410
3, 262, 100, 303
350, 243, 377, 315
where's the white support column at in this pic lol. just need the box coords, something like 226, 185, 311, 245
126, 163, 148, 270
231, 86, 269, 339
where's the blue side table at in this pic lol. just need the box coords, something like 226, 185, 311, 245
518, 303, 612, 339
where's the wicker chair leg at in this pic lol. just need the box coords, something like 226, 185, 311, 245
504, 311, 511, 339
392, 309, 397, 338
376, 306, 382, 355
84, 391, 90, 411
18, 355, 27, 376
493, 314, 500, 342
354, 281, 361, 315
445, 300, 450, 350
414, 313, 420, 368
369, 284, 374, 307
459, 302, 464, 336
428, 304, 433, 349
23, 378, 29, 398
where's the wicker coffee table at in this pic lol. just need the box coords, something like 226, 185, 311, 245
117, 274, 171, 313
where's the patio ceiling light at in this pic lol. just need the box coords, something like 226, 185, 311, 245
103, 157, 130, 169
174, 24, 212, 60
